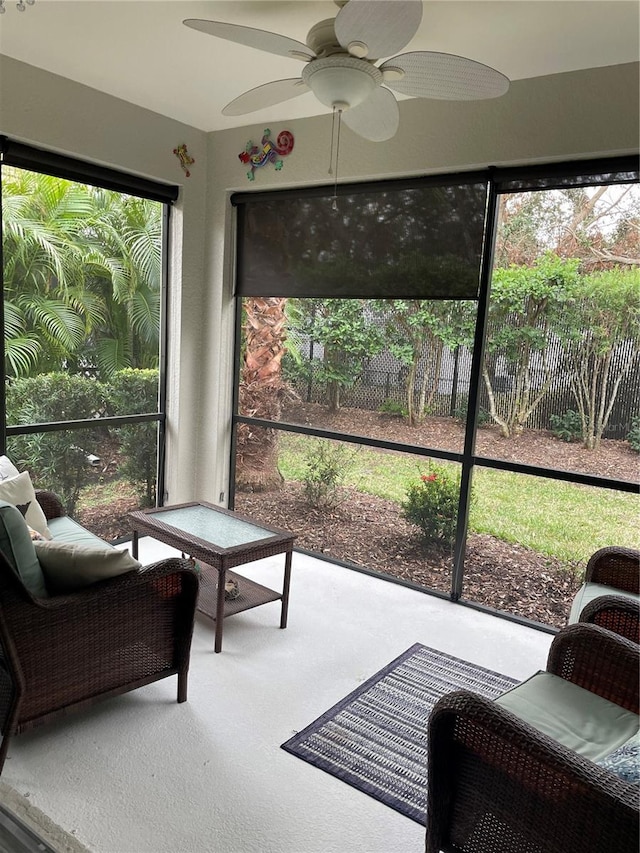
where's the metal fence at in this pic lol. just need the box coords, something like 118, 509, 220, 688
283, 327, 640, 439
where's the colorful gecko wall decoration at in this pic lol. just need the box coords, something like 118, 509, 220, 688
239, 129, 294, 181
173, 144, 195, 177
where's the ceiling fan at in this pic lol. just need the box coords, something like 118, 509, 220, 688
183, 0, 509, 142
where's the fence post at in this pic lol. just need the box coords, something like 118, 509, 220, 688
306, 339, 314, 403
450, 346, 460, 417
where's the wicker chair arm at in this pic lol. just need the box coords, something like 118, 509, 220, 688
584, 546, 639, 592
34, 490, 66, 520
426, 690, 639, 853
546, 623, 639, 713
578, 594, 640, 645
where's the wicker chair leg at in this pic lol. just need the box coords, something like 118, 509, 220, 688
177, 671, 188, 703
0, 729, 13, 776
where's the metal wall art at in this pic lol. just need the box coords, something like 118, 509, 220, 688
239, 129, 294, 181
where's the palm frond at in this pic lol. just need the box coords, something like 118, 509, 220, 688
95, 337, 132, 379
18, 295, 85, 350
130, 289, 161, 345
5, 336, 42, 378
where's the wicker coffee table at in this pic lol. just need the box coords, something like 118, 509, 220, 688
129, 501, 295, 653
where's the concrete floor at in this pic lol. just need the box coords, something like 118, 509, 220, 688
1, 539, 553, 853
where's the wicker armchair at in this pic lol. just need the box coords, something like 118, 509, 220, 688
0, 491, 199, 775
569, 546, 640, 643
426, 624, 640, 853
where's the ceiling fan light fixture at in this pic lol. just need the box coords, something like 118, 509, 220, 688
301, 55, 381, 110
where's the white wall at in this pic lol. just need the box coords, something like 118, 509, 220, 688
1, 56, 638, 507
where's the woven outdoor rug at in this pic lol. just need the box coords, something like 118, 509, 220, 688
281, 643, 519, 824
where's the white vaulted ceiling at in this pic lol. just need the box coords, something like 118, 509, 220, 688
0, 1, 638, 133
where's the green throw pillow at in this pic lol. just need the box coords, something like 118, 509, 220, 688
0, 500, 49, 598
34, 540, 141, 592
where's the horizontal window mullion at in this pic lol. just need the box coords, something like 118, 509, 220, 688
472, 455, 639, 493
7, 412, 164, 436
233, 413, 464, 463
233, 414, 639, 494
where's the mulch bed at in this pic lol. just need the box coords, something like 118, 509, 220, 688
234, 482, 582, 629
78, 495, 142, 543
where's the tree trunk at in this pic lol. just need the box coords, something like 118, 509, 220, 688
483, 366, 511, 437
235, 297, 287, 492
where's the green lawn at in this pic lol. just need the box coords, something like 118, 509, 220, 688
277, 433, 639, 563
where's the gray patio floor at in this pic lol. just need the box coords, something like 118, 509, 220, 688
1, 538, 554, 853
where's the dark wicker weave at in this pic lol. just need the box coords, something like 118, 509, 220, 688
426, 624, 640, 853
129, 501, 295, 653
571, 546, 640, 643
579, 594, 640, 645
0, 491, 199, 775
582, 546, 639, 593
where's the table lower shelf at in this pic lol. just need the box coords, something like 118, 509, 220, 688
196, 564, 282, 621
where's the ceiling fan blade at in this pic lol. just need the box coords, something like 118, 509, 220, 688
335, 0, 422, 60
342, 87, 399, 141
222, 78, 310, 116
183, 19, 316, 61
380, 51, 510, 100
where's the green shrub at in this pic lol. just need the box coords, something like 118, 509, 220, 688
6, 373, 107, 513
549, 409, 582, 443
628, 416, 640, 453
107, 369, 159, 506
302, 441, 356, 509
452, 400, 491, 426
379, 400, 407, 417
401, 464, 462, 548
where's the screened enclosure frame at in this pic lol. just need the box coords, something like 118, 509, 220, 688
0, 137, 178, 509
230, 155, 639, 631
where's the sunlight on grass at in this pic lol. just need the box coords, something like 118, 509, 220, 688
470, 469, 639, 563
277, 432, 639, 562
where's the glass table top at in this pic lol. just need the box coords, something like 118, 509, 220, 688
148, 504, 275, 549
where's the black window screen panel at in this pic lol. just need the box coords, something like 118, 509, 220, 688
234, 177, 488, 299
495, 156, 639, 194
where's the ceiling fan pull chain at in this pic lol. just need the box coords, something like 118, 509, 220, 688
328, 106, 337, 176
332, 108, 342, 212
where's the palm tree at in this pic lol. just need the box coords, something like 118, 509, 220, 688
74, 190, 163, 377
2, 168, 100, 376
235, 296, 288, 492
2, 169, 163, 379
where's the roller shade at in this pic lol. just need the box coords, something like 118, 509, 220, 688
494, 156, 639, 193
234, 175, 488, 299
1, 137, 179, 204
